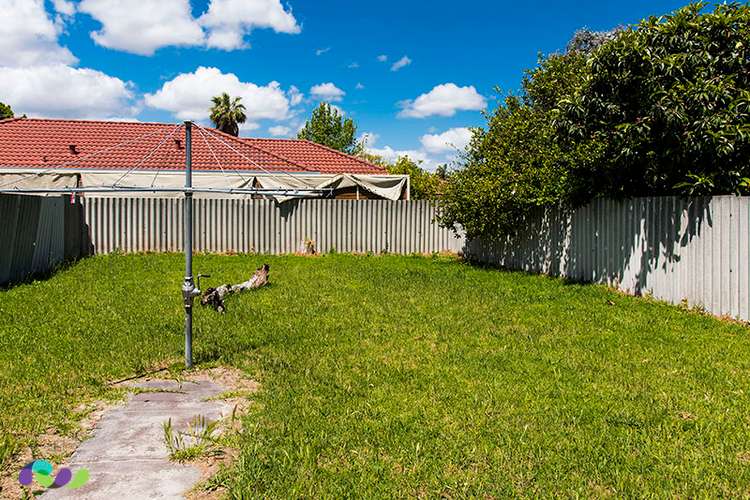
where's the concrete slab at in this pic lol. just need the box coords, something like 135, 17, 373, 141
44, 378, 234, 499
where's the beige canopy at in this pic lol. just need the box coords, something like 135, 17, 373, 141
0, 172, 80, 192
0, 170, 410, 202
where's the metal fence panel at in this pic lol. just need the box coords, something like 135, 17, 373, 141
467, 196, 750, 322
0, 194, 89, 287
0, 195, 20, 285
83, 197, 466, 257
15, 194, 744, 321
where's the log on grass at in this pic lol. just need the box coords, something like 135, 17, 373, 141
201, 264, 270, 313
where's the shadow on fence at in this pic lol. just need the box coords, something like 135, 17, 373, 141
466, 196, 749, 322
0, 194, 92, 288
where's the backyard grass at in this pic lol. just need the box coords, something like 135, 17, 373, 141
1, 253, 750, 497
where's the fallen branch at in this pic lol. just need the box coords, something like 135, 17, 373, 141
201, 264, 270, 313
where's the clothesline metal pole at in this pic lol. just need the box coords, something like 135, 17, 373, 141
0, 119, 345, 370
182, 121, 198, 369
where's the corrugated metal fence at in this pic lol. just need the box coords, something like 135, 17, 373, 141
8, 194, 746, 321
466, 196, 750, 322
0, 194, 91, 287
84, 198, 466, 255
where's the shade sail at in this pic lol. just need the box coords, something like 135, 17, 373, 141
0, 172, 79, 195
0, 171, 409, 202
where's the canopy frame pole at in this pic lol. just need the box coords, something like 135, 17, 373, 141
182, 121, 199, 369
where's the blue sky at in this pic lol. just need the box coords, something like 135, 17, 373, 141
1, 0, 690, 169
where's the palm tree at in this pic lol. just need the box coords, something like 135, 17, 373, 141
209, 93, 247, 137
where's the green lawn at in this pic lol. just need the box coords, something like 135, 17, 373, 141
2, 253, 750, 497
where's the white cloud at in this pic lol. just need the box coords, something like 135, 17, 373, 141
0, 0, 76, 67
390, 56, 412, 72
0, 0, 147, 120
361, 132, 434, 169
355, 82, 365, 90
77, 0, 300, 54
144, 66, 291, 121
329, 104, 346, 116
376, 54, 388, 62
200, 0, 301, 50
420, 127, 472, 154
398, 83, 486, 118
268, 125, 291, 137
361, 129, 469, 172
78, 0, 204, 56
358, 132, 378, 147
369, 145, 431, 167
348, 62, 360, 69
310, 82, 345, 102
287, 85, 303, 106
315, 47, 331, 56
0, 64, 135, 119
52, 0, 76, 16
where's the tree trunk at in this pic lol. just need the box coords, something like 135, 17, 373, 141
200, 264, 269, 313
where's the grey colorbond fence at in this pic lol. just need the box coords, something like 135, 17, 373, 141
7, 193, 746, 323
0, 194, 91, 287
466, 196, 750, 322
84, 198, 466, 256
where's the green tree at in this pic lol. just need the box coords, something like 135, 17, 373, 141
386, 156, 446, 200
0, 102, 13, 120
298, 103, 359, 154
441, 2, 750, 241
209, 93, 246, 137
556, 2, 750, 199
440, 51, 594, 239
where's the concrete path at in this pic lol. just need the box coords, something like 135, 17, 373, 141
44, 378, 233, 500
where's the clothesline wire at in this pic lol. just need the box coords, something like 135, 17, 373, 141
195, 124, 308, 188
194, 125, 249, 185
0, 124, 183, 189
113, 123, 182, 187
0, 121, 331, 197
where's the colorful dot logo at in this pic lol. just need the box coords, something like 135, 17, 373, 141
18, 460, 89, 490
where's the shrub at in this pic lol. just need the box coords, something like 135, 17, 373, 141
441, 2, 750, 240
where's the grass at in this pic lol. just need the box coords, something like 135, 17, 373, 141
1, 253, 750, 496
163, 415, 222, 462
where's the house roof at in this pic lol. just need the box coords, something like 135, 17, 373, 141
244, 138, 384, 175
0, 118, 385, 175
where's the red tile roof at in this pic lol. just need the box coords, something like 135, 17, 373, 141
244, 138, 385, 174
0, 118, 385, 175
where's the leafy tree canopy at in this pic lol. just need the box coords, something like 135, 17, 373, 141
441, 2, 750, 240
386, 156, 447, 201
298, 103, 359, 154
0, 102, 13, 120
209, 93, 246, 137
556, 1, 750, 201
